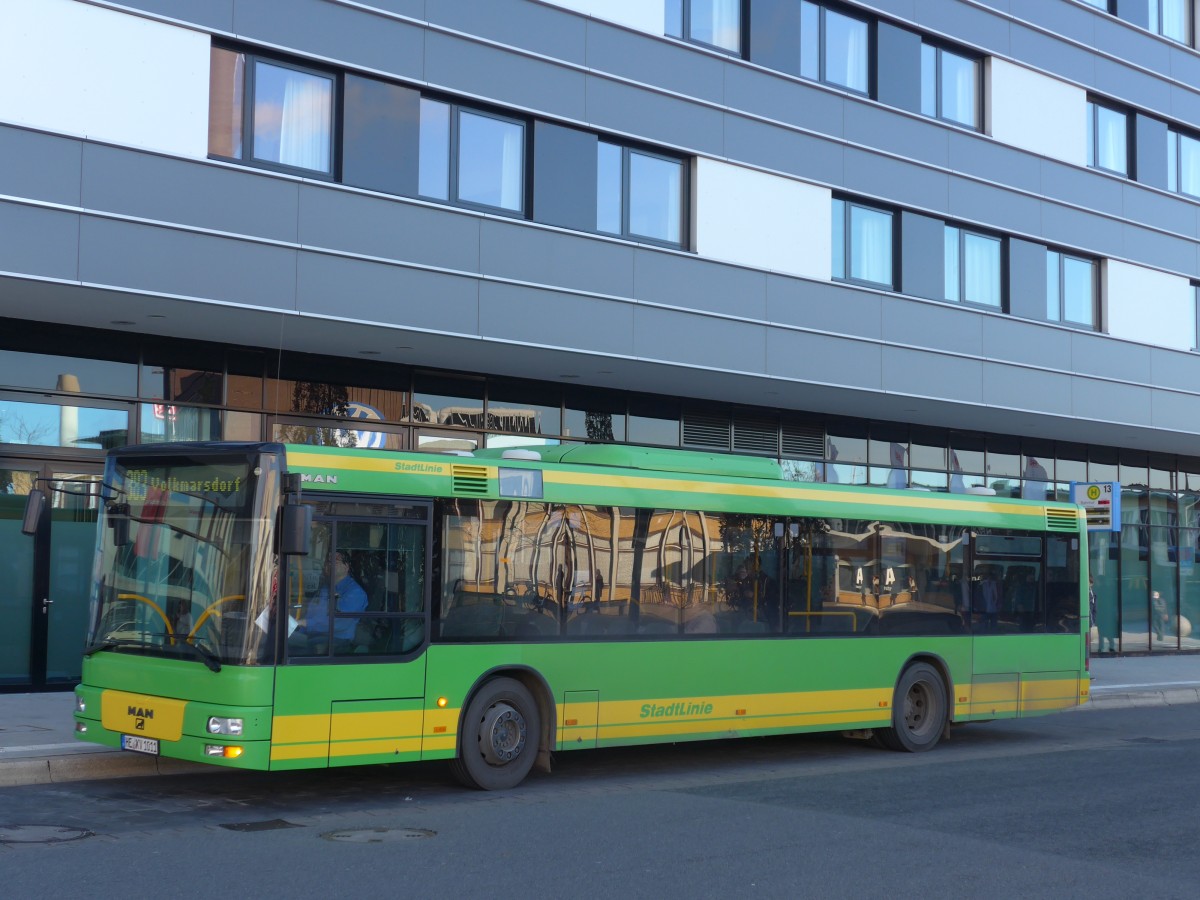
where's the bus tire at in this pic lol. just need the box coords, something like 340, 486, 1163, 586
876, 662, 947, 753
450, 677, 540, 791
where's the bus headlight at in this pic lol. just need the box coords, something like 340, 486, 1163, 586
75, 696, 86, 714
207, 716, 244, 736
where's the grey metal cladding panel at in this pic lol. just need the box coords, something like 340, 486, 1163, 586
231, 0, 424, 82
1006, 238, 1047, 322
1122, 224, 1199, 277
633, 306, 767, 373
478, 280, 633, 355
766, 328, 882, 389
117, 0, 234, 30
1095, 9, 1159, 70
342, 75, 419, 198
0, 126, 82, 207
1007, 0, 1097, 45
79, 217, 297, 310
1070, 331, 1151, 383
910, 0, 1010, 55
634, 250, 767, 319
722, 66, 846, 140
81, 145, 300, 243
532, 122, 598, 233
1169, 46, 1200, 90
881, 294, 985, 358
1093, 56, 1171, 114
1039, 161, 1125, 215
297, 186, 481, 273
723, 116, 844, 186
898, 211, 945, 302
843, 147, 949, 213
585, 77, 723, 156
478, 220, 634, 298
1149, 345, 1200, 393
1040, 202, 1123, 258
946, 133, 1041, 195
875, 21, 922, 115
584, 20, 726, 103
1134, 114, 1169, 191
880, 346, 983, 404
1169, 82, 1200, 129
426, 0, 587, 64
425, 32, 585, 121
1007, 23, 1095, 86
765, 276, 882, 339
842, 104, 948, 170
0, 203, 79, 281
982, 362, 1072, 417
982, 317, 1072, 371
1072, 375, 1153, 426
298, 252, 479, 332
947, 177, 1041, 236
1112, 0, 1151, 30
1151, 387, 1200, 431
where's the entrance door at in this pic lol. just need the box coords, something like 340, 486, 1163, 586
1, 460, 103, 691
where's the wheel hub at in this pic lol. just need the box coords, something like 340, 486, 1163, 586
479, 702, 527, 765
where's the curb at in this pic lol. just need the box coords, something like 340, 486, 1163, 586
0, 750, 210, 788
1083, 687, 1200, 711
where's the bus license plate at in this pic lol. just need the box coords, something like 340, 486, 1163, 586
121, 734, 159, 755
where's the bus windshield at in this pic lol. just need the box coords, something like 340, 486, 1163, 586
85, 448, 283, 668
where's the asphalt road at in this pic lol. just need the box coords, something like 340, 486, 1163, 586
2, 704, 1197, 899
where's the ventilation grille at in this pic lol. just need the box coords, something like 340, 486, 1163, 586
732, 415, 779, 455
1045, 508, 1080, 532
451, 465, 490, 496
682, 412, 730, 450
781, 422, 825, 459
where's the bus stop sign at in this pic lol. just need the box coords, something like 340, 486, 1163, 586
1070, 481, 1120, 532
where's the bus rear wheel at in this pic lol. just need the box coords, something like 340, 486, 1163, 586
450, 677, 540, 790
876, 662, 947, 752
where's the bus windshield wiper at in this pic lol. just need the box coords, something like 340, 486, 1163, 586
168, 635, 222, 672
83, 638, 133, 657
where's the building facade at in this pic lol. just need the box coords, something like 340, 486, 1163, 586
3, 0, 1200, 689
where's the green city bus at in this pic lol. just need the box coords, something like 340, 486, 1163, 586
58, 441, 1090, 789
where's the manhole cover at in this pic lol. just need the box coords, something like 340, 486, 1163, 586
0, 825, 93, 845
219, 819, 304, 833
322, 827, 436, 843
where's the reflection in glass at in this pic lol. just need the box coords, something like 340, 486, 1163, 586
208, 47, 244, 159
140, 404, 221, 443
0, 400, 127, 449
564, 388, 625, 443
0, 480, 37, 683
252, 61, 333, 173
628, 152, 682, 244
0, 350, 137, 395
419, 99, 451, 200
487, 381, 561, 436
413, 375, 484, 427
457, 111, 524, 211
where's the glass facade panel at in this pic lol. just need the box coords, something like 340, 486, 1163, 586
1062, 256, 1095, 326
628, 152, 682, 244
831, 199, 846, 280
824, 8, 868, 92
0, 399, 127, 450
1153, 0, 1190, 43
920, 44, 936, 118
139, 404, 221, 443
1120, 492, 1150, 652
939, 50, 976, 127
962, 231, 1001, 306
413, 374, 485, 428
251, 61, 333, 173
690, 0, 741, 52
140, 356, 223, 404
208, 47, 244, 159
0, 349, 137, 396
0, 473, 37, 684
800, 1, 820, 81
418, 99, 451, 200
596, 142, 622, 235
1046, 251, 1061, 321
628, 398, 680, 447
1177, 132, 1200, 198
487, 380, 561, 436
457, 111, 524, 212
847, 205, 892, 287
944, 226, 960, 302
1092, 103, 1128, 175
563, 387, 625, 443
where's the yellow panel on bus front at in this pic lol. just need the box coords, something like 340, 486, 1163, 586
100, 690, 186, 741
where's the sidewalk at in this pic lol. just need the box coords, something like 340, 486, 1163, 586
1, 655, 1197, 788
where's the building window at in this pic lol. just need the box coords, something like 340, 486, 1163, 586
1079, 0, 1111, 9
1086, 100, 1129, 177
833, 199, 894, 288
800, 2, 870, 94
944, 226, 1002, 307
1150, 0, 1190, 43
1167, 128, 1200, 198
666, 0, 742, 54
1193, 284, 1200, 350
597, 143, 685, 247
1046, 250, 1096, 328
921, 43, 979, 129
418, 99, 525, 214
209, 47, 335, 176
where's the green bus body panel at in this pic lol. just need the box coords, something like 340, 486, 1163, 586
71, 442, 1087, 775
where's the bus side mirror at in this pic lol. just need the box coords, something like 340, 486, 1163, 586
108, 503, 131, 547
280, 504, 312, 556
21, 489, 46, 536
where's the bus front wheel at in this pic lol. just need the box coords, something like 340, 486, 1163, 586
876, 662, 947, 752
450, 677, 541, 790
